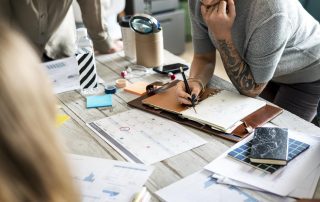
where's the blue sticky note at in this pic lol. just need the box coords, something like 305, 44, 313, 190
86, 94, 112, 108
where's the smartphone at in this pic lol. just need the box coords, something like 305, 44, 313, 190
153, 63, 189, 74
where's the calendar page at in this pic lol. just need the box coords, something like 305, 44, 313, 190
88, 109, 207, 165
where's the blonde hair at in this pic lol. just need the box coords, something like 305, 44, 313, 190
0, 21, 80, 202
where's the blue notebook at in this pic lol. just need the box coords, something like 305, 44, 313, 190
86, 94, 112, 108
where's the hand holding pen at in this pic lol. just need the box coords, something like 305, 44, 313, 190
178, 67, 199, 113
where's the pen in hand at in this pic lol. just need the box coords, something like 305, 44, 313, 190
180, 67, 197, 113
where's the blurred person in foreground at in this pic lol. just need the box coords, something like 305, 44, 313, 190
0, 21, 80, 202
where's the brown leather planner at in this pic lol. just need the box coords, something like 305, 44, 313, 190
128, 80, 283, 142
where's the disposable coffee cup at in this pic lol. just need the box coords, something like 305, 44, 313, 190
119, 15, 136, 61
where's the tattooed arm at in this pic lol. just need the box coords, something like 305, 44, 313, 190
201, 0, 266, 97
217, 38, 266, 97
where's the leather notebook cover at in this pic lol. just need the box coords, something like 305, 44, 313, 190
128, 80, 283, 142
142, 84, 220, 114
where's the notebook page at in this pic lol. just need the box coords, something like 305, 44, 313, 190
181, 90, 266, 131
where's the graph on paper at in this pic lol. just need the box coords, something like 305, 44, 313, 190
69, 154, 153, 202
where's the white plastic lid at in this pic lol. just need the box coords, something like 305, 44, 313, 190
77, 28, 88, 38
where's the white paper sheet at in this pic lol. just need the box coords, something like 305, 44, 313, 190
289, 164, 320, 198
212, 173, 264, 192
68, 154, 153, 202
204, 129, 320, 196
155, 170, 294, 202
213, 163, 320, 199
43, 57, 80, 94
87, 109, 207, 165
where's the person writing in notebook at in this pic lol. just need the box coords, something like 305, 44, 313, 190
0, 21, 79, 202
176, 0, 320, 122
0, 0, 122, 60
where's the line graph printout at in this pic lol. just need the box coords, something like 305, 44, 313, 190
88, 109, 207, 165
68, 154, 153, 202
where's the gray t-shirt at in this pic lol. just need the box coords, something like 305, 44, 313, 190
189, 0, 320, 84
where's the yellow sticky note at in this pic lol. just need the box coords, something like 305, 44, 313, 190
56, 114, 70, 126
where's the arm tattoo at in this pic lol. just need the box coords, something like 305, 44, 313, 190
217, 39, 265, 97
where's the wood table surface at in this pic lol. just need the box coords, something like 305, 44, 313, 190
56, 50, 320, 201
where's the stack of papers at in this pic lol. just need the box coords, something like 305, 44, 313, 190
156, 124, 320, 201
204, 125, 320, 198
68, 154, 153, 202
156, 170, 294, 202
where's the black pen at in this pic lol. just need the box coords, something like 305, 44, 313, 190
180, 67, 197, 113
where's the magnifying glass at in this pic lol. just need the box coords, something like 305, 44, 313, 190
129, 14, 161, 34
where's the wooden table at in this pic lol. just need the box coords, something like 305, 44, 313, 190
57, 50, 320, 201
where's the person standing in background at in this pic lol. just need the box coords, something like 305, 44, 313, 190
300, 0, 320, 126
0, 21, 80, 202
0, 0, 122, 60
176, 0, 320, 122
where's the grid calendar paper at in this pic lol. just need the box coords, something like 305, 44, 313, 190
228, 138, 310, 173
88, 109, 207, 165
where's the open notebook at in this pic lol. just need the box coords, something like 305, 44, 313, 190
142, 86, 266, 132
